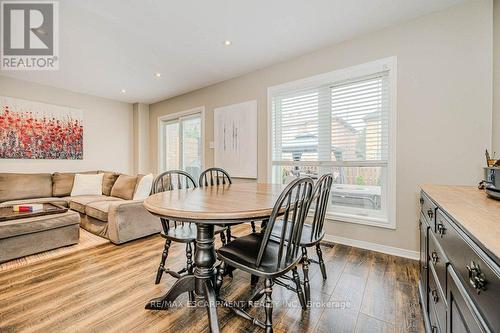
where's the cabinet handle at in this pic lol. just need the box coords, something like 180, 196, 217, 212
431, 251, 439, 264
420, 197, 424, 205
437, 222, 446, 237
467, 261, 487, 294
431, 289, 439, 303
427, 209, 434, 219
431, 325, 438, 333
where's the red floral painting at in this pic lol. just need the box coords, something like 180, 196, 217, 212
0, 97, 83, 159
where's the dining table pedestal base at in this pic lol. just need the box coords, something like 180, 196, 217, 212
145, 224, 220, 333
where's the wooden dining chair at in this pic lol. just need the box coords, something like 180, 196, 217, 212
215, 177, 314, 333
198, 167, 232, 187
153, 170, 227, 287
270, 173, 333, 304
198, 167, 258, 238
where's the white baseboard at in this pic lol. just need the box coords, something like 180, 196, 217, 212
322, 234, 419, 260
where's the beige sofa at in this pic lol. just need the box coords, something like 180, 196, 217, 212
0, 171, 161, 245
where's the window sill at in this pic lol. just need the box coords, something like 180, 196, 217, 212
325, 212, 396, 229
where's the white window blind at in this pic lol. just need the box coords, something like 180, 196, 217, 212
270, 59, 395, 228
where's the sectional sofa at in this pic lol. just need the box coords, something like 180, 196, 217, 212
0, 171, 161, 262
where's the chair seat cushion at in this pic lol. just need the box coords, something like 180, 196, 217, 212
217, 233, 301, 277
85, 201, 113, 222
69, 195, 122, 214
161, 223, 226, 243
271, 221, 324, 246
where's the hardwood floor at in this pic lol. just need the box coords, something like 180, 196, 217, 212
0, 224, 424, 333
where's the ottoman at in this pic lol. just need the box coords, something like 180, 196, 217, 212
0, 210, 80, 263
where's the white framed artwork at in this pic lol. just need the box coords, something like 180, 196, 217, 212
213, 100, 257, 178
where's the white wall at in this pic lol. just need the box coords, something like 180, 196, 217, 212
150, 0, 493, 254
0, 76, 134, 174
493, 0, 500, 154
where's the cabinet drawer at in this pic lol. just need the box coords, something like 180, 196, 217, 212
447, 266, 489, 333
428, 231, 448, 294
429, 265, 447, 331
438, 210, 500, 331
420, 191, 437, 230
429, 295, 442, 333
419, 212, 429, 310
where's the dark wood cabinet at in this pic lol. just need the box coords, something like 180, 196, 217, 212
418, 186, 499, 333
447, 267, 487, 333
419, 212, 429, 308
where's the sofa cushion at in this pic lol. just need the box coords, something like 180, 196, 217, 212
52, 171, 98, 197
52, 173, 75, 197
85, 201, 112, 222
101, 172, 120, 196
69, 195, 122, 213
111, 175, 138, 200
0, 210, 80, 239
80, 214, 108, 238
0, 173, 52, 203
0, 197, 70, 208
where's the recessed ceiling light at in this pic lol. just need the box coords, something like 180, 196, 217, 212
121, 89, 126, 93
223, 40, 232, 46
155, 72, 161, 78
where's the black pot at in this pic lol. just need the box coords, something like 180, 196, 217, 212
482, 167, 500, 200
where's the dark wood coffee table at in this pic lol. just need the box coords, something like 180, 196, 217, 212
0, 203, 68, 222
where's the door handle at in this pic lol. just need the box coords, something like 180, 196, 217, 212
467, 261, 487, 294
431, 289, 439, 303
431, 251, 439, 264
437, 222, 446, 237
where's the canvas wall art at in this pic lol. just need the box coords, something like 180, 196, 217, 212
0, 96, 83, 159
214, 100, 257, 178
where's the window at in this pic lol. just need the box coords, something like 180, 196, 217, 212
159, 108, 204, 180
269, 58, 396, 228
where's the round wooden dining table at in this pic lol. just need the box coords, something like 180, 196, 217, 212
143, 182, 286, 333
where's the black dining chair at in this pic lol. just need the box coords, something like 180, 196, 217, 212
270, 173, 333, 304
153, 170, 227, 288
198, 167, 258, 238
215, 177, 314, 333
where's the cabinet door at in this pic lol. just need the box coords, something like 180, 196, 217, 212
447, 267, 489, 333
420, 213, 429, 310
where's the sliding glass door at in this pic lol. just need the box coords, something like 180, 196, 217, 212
160, 112, 202, 180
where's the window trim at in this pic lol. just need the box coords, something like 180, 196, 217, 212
157, 106, 205, 173
267, 57, 397, 229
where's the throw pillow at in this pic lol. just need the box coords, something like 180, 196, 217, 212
111, 174, 138, 200
70, 173, 104, 196
133, 173, 154, 200
101, 172, 120, 196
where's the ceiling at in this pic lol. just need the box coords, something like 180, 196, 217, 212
1, 0, 466, 104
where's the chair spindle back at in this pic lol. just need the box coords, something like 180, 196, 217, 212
198, 167, 232, 187
256, 177, 313, 271
153, 170, 197, 194
308, 174, 333, 243
152, 170, 197, 230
